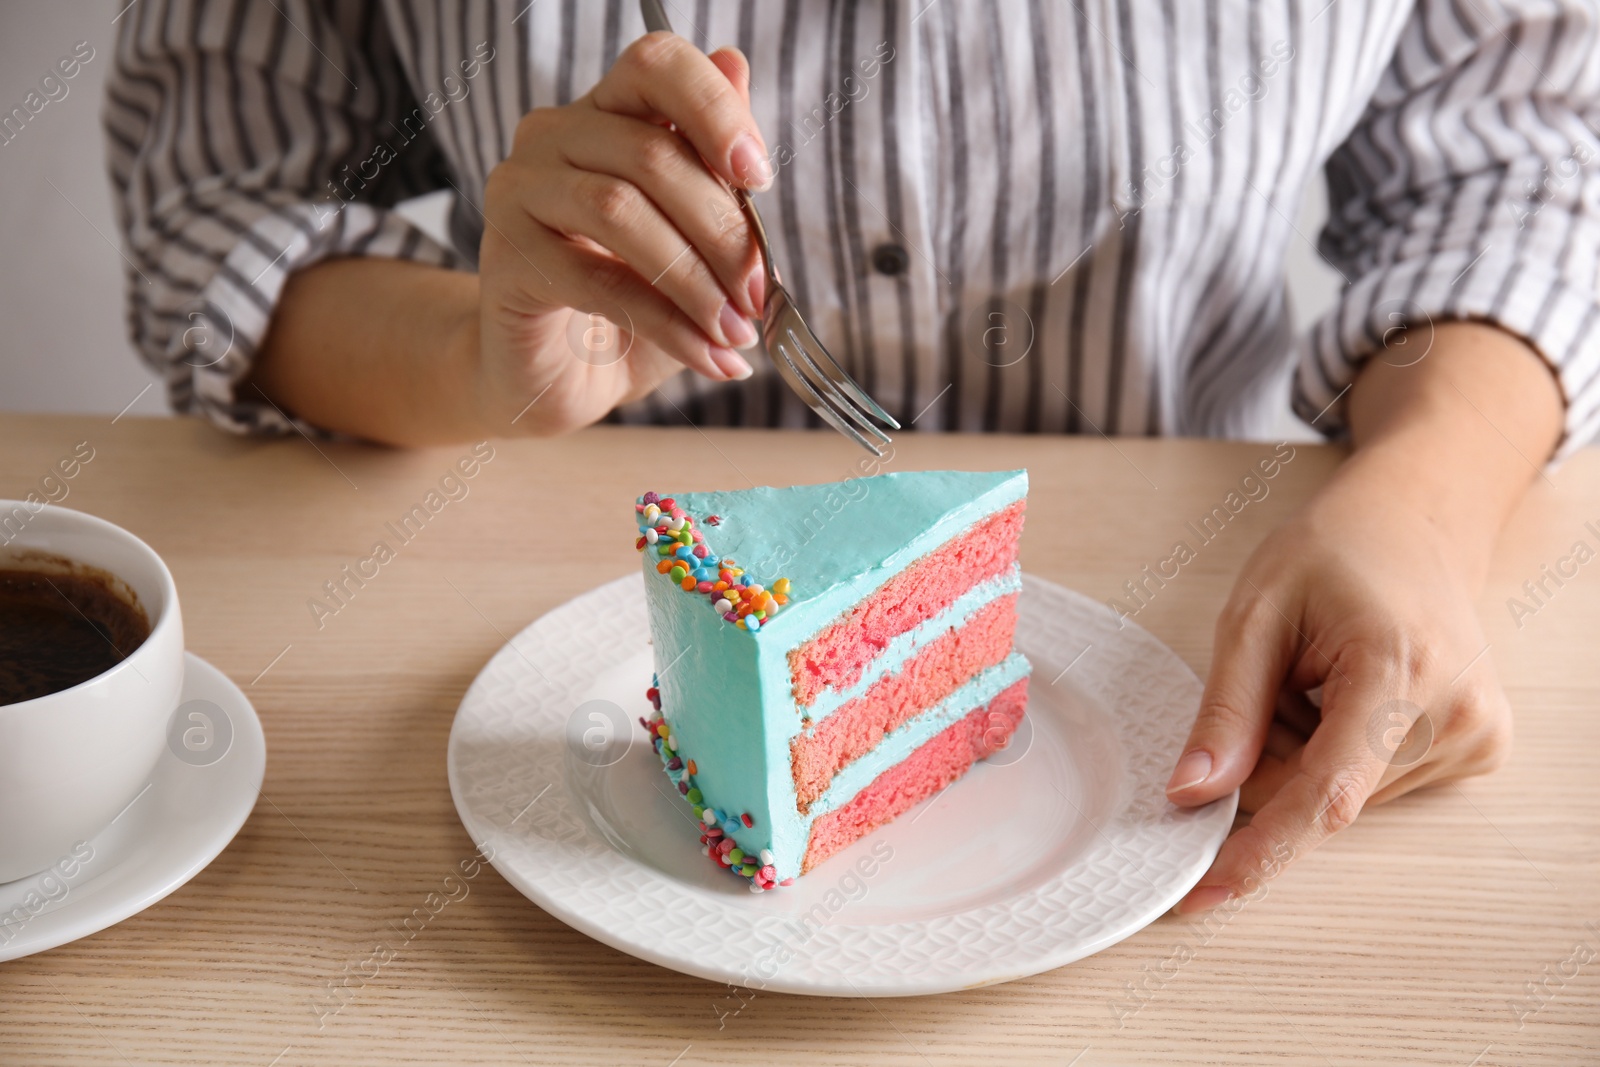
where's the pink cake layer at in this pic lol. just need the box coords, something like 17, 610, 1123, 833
788, 500, 1026, 709
801, 677, 1029, 874
790, 593, 1019, 812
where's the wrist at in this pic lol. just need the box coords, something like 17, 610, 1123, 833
1319, 432, 1500, 587
1333, 322, 1565, 588
445, 301, 495, 441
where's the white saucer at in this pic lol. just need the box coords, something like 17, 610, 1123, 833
447, 573, 1236, 996
0, 653, 266, 962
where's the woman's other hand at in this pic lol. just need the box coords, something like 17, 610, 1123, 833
1166, 322, 1563, 912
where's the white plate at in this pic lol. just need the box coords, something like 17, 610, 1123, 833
0, 653, 266, 962
447, 573, 1235, 996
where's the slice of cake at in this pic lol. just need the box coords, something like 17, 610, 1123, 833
634, 469, 1030, 891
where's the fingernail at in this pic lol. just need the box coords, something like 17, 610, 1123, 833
1166, 749, 1213, 794
1176, 885, 1234, 914
708, 345, 753, 380
730, 134, 772, 190
746, 269, 766, 315
719, 301, 758, 348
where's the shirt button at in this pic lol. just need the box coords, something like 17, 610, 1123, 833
870, 243, 910, 276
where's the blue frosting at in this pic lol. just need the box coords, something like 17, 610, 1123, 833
638, 469, 1029, 885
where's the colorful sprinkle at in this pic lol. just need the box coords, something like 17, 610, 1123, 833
640, 691, 789, 893
634, 491, 793, 633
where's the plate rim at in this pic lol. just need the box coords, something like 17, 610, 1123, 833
447, 572, 1237, 997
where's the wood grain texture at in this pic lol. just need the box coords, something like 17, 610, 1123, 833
0, 414, 1596, 1066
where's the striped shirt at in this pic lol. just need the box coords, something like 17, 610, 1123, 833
105, 0, 1600, 459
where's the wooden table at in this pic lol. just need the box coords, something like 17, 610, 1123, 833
1, 413, 1596, 1066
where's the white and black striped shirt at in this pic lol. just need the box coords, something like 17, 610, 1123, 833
105, 0, 1600, 458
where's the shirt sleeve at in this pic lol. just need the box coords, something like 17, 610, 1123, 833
1293, 0, 1600, 463
104, 0, 462, 435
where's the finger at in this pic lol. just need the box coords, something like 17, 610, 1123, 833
1364, 739, 1485, 804
556, 111, 763, 317
1167, 589, 1298, 806
707, 47, 751, 106
480, 207, 750, 382
592, 32, 773, 190
702, 48, 766, 308
1365, 677, 1512, 805
524, 164, 759, 353
1242, 707, 1440, 814
1367, 760, 1448, 805
1176, 656, 1396, 913
556, 239, 752, 381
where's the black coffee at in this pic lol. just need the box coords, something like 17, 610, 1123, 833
0, 564, 151, 706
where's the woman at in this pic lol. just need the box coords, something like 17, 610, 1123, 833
106, 0, 1594, 912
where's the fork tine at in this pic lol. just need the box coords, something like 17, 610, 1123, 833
784, 309, 902, 430
786, 327, 891, 445
771, 340, 887, 457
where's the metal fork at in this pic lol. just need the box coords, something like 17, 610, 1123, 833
638, 0, 900, 456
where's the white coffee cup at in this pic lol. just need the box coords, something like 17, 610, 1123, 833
0, 502, 185, 883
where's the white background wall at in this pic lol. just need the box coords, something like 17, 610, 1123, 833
0, 4, 1343, 430
0, 4, 163, 418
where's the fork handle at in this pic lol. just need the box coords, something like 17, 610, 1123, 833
637, 1, 781, 289
735, 189, 780, 288
639, 0, 671, 33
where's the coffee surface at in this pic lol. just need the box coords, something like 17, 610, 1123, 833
0, 567, 151, 705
